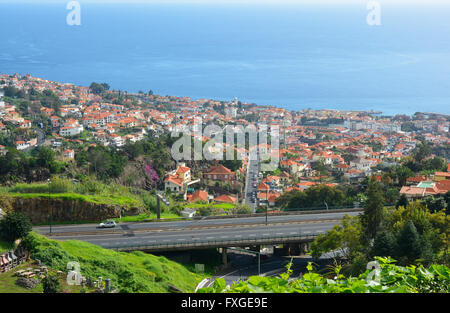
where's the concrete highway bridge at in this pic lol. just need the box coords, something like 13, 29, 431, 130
34, 209, 361, 258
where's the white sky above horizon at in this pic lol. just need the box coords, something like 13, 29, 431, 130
1, 0, 449, 5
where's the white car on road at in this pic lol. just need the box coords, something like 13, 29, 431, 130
98, 220, 116, 228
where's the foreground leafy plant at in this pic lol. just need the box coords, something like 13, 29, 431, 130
197, 257, 449, 293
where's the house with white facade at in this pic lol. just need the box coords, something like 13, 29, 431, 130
60, 125, 83, 137
16, 140, 29, 150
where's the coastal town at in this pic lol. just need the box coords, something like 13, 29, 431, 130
1, 73, 449, 215
1, 0, 450, 297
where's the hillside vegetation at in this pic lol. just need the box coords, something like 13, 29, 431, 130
23, 232, 202, 293
199, 257, 450, 293
2, 177, 151, 208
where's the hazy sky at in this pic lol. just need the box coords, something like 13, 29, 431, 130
1, 0, 449, 5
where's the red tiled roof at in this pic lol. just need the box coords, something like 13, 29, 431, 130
268, 193, 281, 203
436, 180, 450, 193
176, 166, 191, 174
285, 187, 302, 192
400, 186, 427, 196
214, 194, 237, 204
164, 176, 184, 187
298, 181, 316, 187
189, 190, 208, 203
206, 164, 234, 175
407, 176, 427, 183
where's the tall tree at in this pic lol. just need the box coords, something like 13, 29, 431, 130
36, 146, 56, 170
361, 177, 385, 241
396, 194, 409, 209
372, 231, 396, 257
89, 82, 105, 95
395, 166, 414, 186
396, 220, 422, 264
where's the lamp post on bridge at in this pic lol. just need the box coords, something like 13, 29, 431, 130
48, 178, 52, 234
266, 191, 268, 226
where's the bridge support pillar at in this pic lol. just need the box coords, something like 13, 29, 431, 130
289, 244, 301, 256
221, 248, 227, 265
304, 243, 310, 253
299, 243, 307, 255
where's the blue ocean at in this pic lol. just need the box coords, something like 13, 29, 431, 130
1, 2, 449, 115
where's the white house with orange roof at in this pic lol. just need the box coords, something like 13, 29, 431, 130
60, 124, 83, 137
117, 117, 138, 128
109, 134, 124, 147
16, 140, 29, 150
19, 119, 32, 129
164, 163, 196, 195
63, 149, 75, 160
60, 119, 83, 137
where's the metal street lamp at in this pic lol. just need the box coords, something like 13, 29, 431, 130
156, 192, 170, 220
265, 185, 269, 226
48, 178, 52, 234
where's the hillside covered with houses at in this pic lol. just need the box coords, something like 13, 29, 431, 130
0, 73, 449, 217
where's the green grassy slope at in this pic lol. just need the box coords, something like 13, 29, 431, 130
24, 232, 202, 293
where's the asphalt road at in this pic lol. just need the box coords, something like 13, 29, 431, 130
35, 218, 349, 250
244, 149, 260, 211
22, 127, 46, 151
35, 127, 45, 145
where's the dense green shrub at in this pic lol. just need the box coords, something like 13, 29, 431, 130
42, 274, 61, 293
0, 211, 32, 242
198, 206, 212, 216
198, 257, 450, 293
